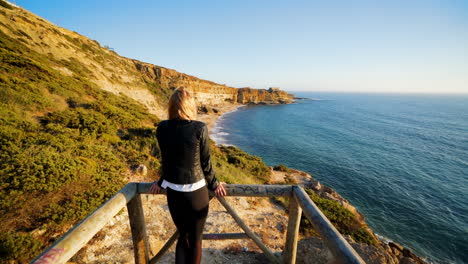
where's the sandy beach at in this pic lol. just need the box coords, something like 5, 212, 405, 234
197, 103, 243, 134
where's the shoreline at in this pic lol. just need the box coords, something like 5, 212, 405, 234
198, 101, 430, 264
197, 103, 243, 139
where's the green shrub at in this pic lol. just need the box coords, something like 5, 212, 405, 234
42, 108, 116, 137
0, 232, 43, 263
273, 164, 292, 173
215, 145, 270, 183
2, 145, 82, 192
301, 189, 377, 245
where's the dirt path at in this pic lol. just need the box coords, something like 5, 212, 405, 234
71, 194, 291, 263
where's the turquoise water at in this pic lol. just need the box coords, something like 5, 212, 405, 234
212, 92, 468, 264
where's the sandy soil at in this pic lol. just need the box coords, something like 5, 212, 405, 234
71, 194, 291, 264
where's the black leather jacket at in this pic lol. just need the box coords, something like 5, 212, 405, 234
156, 119, 220, 191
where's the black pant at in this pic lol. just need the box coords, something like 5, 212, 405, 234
167, 186, 209, 264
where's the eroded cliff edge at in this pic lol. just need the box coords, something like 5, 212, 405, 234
134, 60, 294, 107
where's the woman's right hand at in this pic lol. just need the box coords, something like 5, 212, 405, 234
214, 182, 227, 197
150, 181, 161, 194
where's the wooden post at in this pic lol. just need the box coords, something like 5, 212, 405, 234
283, 195, 302, 264
293, 186, 366, 264
127, 194, 150, 264
217, 196, 281, 264
203, 233, 248, 240
31, 183, 137, 264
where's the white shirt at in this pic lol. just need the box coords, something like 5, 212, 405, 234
161, 178, 206, 192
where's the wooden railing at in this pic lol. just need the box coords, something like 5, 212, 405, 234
31, 183, 366, 264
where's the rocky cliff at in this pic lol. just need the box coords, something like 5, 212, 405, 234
134, 60, 294, 107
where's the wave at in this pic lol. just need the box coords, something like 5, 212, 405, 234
211, 105, 245, 145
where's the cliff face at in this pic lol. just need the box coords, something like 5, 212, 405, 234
134, 61, 294, 106
237, 87, 293, 104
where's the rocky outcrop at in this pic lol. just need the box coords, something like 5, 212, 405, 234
304, 178, 427, 264
237, 87, 293, 104
133, 60, 294, 106
270, 167, 427, 264
296, 236, 426, 264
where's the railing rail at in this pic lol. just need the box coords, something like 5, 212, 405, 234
31, 183, 365, 264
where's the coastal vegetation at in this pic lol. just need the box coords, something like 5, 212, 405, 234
0, 2, 375, 262
302, 189, 377, 245
214, 145, 271, 184
273, 164, 292, 173
0, 23, 160, 262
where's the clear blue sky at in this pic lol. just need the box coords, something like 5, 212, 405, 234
14, 0, 468, 93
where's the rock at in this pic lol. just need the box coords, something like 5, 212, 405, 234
31, 228, 46, 237
383, 243, 392, 253
276, 223, 285, 233
389, 242, 404, 252
134, 164, 147, 176
322, 185, 334, 194
322, 192, 336, 201
392, 247, 403, 257
296, 237, 333, 264
198, 105, 212, 114
238, 198, 250, 208
402, 248, 418, 259
351, 241, 396, 264
400, 257, 416, 264
307, 178, 322, 191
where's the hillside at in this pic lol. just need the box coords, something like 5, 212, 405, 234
0, 1, 292, 118
0, 1, 292, 262
0, 1, 425, 264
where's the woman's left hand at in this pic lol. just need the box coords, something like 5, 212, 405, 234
214, 182, 227, 197
150, 181, 161, 194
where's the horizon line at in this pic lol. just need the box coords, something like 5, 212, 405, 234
283, 90, 468, 95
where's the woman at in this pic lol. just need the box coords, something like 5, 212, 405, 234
150, 87, 227, 264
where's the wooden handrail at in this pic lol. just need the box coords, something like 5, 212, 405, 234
31, 183, 137, 264
293, 186, 366, 264
137, 182, 293, 197
31, 183, 366, 264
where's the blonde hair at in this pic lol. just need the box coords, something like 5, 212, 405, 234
168, 87, 197, 120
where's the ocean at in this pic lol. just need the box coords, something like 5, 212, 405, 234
211, 92, 468, 264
